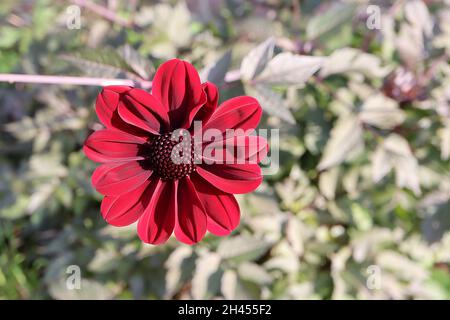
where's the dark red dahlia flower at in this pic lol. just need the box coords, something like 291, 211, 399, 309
83, 59, 268, 245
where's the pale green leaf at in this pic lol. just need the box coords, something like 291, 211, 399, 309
319, 167, 340, 200
191, 252, 222, 299
217, 235, 272, 262
240, 37, 275, 81
318, 115, 364, 170
256, 52, 324, 85
164, 246, 195, 298
245, 84, 296, 124
320, 48, 390, 78
359, 94, 405, 129
372, 134, 421, 195
238, 262, 273, 285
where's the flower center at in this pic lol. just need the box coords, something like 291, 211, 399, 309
146, 132, 197, 180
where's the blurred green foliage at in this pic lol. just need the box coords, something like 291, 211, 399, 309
1, 0, 450, 299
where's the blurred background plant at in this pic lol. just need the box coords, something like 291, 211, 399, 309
1, 0, 450, 299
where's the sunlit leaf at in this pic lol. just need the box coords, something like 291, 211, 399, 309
320, 48, 390, 78
372, 134, 421, 195
318, 114, 364, 170
256, 52, 324, 86
217, 235, 272, 263
359, 94, 405, 130
238, 262, 273, 285
285, 216, 305, 256
396, 23, 424, 70
404, 0, 433, 37
245, 84, 296, 124
164, 246, 195, 298
319, 167, 340, 200
191, 252, 222, 299
240, 37, 275, 81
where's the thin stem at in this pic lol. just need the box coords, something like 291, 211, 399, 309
0, 70, 241, 89
0, 74, 152, 89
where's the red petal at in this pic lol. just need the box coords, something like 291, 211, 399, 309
126, 88, 170, 128
92, 161, 152, 196
191, 173, 240, 236
95, 86, 130, 128
118, 98, 161, 135
101, 180, 154, 227
95, 86, 163, 137
202, 135, 268, 165
184, 90, 207, 130
192, 82, 218, 124
174, 177, 207, 244
83, 129, 145, 163
137, 180, 177, 244
196, 164, 262, 194
203, 96, 262, 134
151, 59, 204, 129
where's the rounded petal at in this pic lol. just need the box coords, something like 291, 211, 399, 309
92, 161, 152, 196
95, 86, 130, 128
191, 173, 240, 236
191, 82, 219, 126
203, 96, 262, 134
101, 180, 154, 227
151, 59, 205, 129
184, 90, 207, 129
196, 164, 262, 194
124, 88, 170, 129
174, 177, 207, 244
137, 180, 177, 245
96, 86, 148, 136
118, 99, 161, 135
83, 129, 146, 163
